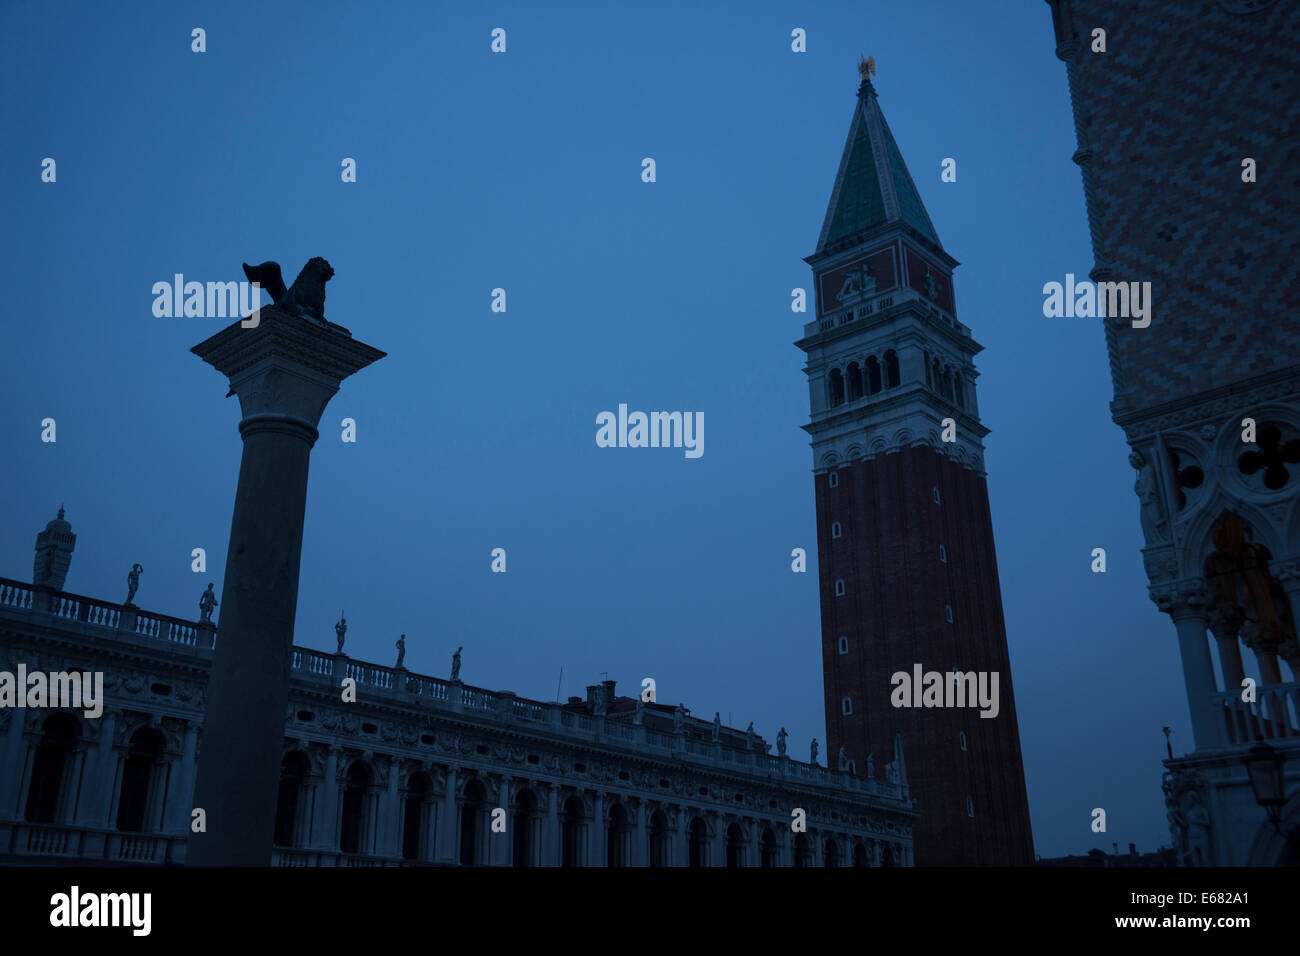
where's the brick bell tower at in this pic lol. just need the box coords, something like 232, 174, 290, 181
795, 63, 1034, 866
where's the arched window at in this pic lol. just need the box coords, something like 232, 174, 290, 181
828, 471, 839, 489
952, 372, 965, 409
837, 636, 849, 655
939, 544, 947, 563
881, 843, 895, 867
967, 796, 975, 818
884, 350, 900, 389
828, 368, 845, 407
761, 828, 778, 867
459, 778, 486, 865
959, 731, 968, 752
562, 796, 584, 867
688, 817, 708, 867
835, 579, 845, 597
841, 696, 853, 716
825, 838, 840, 867
513, 787, 537, 867
607, 802, 630, 867
726, 823, 744, 867
924, 352, 933, 387
846, 362, 863, 401
932, 357, 942, 393
403, 771, 432, 861
945, 604, 953, 623
24, 713, 79, 824
649, 810, 670, 867
933, 487, 941, 504
831, 521, 842, 539
854, 842, 870, 867
117, 727, 166, 833
847, 760, 856, 774
340, 762, 373, 855
274, 750, 312, 848
940, 365, 954, 402
865, 356, 882, 395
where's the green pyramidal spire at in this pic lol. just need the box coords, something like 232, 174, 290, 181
816, 74, 941, 254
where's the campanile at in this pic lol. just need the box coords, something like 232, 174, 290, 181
796, 64, 1034, 865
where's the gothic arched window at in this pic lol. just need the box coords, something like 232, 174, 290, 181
884, 350, 900, 389
831, 521, 842, 539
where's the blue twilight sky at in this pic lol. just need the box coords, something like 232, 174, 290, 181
0, 0, 1190, 859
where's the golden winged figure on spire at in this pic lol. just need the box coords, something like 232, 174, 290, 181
859, 55, 876, 80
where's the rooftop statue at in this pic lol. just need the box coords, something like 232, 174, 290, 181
242, 257, 335, 322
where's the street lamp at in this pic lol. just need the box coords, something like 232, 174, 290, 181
1241, 744, 1294, 839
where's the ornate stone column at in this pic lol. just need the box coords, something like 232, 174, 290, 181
1270, 558, 1300, 681
165, 723, 199, 837
312, 746, 340, 852
436, 766, 458, 864
188, 301, 384, 865
1207, 604, 1247, 692
676, 806, 690, 866
632, 800, 647, 866
0, 710, 25, 822
590, 791, 605, 867
542, 785, 559, 865
492, 776, 510, 866
380, 756, 401, 859
1153, 581, 1221, 750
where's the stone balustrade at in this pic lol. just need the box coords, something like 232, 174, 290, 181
1214, 683, 1300, 746
0, 575, 902, 804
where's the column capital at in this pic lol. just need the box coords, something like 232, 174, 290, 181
1206, 602, 1246, 641
1269, 557, 1300, 587
192, 307, 386, 437
1151, 579, 1210, 619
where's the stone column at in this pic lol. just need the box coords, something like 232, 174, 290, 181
1207, 604, 1247, 692
188, 305, 384, 866
1270, 559, 1300, 681
69, 712, 110, 827
1154, 582, 1221, 750
437, 766, 458, 864
381, 757, 401, 859
165, 723, 199, 836
542, 785, 559, 865
590, 792, 605, 867
311, 746, 340, 853
493, 777, 511, 866
0, 710, 27, 820
711, 813, 726, 866
677, 807, 690, 866
632, 801, 647, 866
